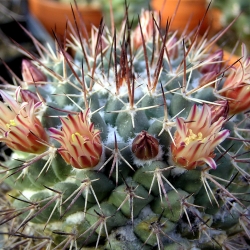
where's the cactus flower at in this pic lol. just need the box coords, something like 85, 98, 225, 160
221, 44, 250, 114
49, 110, 103, 169
0, 90, 48, 153
170, 104, 229, 170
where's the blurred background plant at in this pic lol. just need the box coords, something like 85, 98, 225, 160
101, 0, 149, 26
54, 0, 149, 26
212, 0, 250, 55
2, 0, 247, 60
54, 0, 92, 3
0, 0, 27, 63
0, 0, 53, 84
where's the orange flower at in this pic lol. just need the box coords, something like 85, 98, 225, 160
170, 104, 229, 170
221, 44, 250, 114
0, 90, 48, 153
49, 110, 103, 169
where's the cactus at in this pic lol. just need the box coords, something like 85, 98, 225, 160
0, 3, 249, 250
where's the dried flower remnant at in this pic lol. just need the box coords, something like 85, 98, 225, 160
171, 104, 229, 170
0, 90, 48, 154
49, 110, 102, 169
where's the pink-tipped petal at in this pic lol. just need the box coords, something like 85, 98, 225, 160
200, 157, 217, 170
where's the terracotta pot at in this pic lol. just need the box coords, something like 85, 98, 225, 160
28, 0, 102, 39
210, 8, 223, 33
150, 0, 212, 35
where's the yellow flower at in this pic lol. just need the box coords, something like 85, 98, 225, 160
171, 104, 229, 170
49, 110, 103, 169
0, 90, 48, 154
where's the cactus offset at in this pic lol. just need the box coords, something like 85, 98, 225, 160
0, 4, 249, 250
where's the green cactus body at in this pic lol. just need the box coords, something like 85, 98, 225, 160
0, 3, 249, 250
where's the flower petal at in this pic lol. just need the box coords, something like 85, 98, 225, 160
199, 157, 217, 169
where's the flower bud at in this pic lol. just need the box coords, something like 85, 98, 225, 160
199, 50, 222, 87
19, 89, 40, 104
21, 59, 47, 85
209, 100, 229, 124
132, 131, 159, 161
200, 50, 223, 74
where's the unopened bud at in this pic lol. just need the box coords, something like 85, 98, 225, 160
200, 50, 223, 74
22, 60, 47, 85
20, 89, 40, 104
132, 131, 159, 161
209, 100, 229, 124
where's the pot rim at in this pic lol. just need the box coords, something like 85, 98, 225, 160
28, 0, 101, 10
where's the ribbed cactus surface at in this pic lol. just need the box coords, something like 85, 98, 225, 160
0, 5, 249, 250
